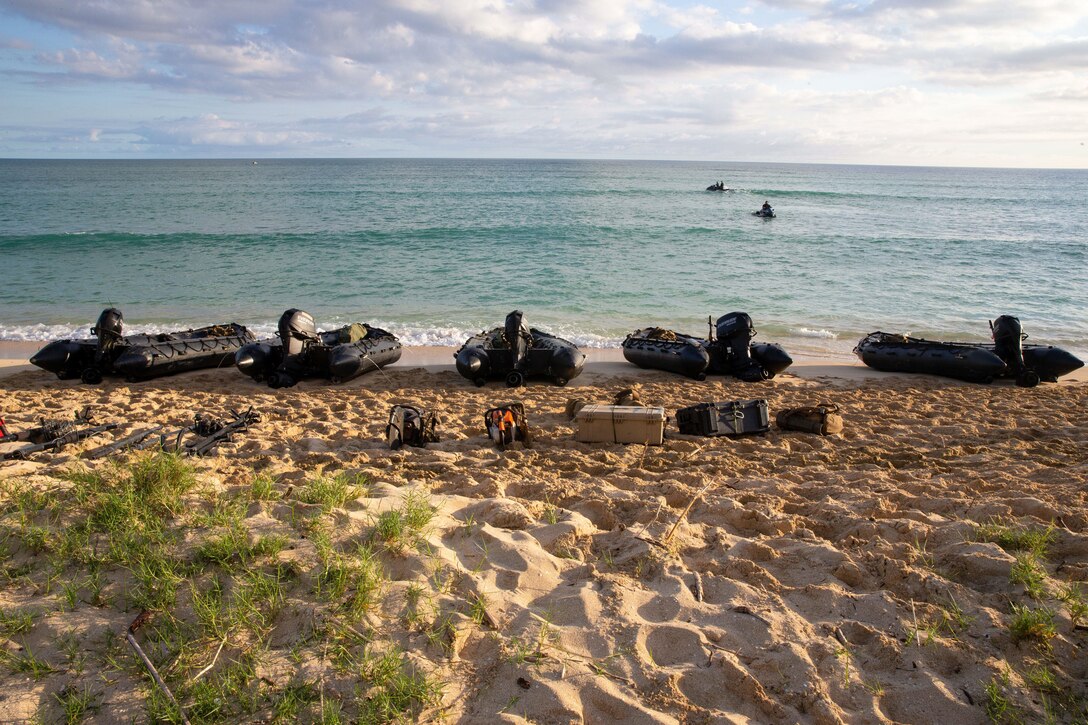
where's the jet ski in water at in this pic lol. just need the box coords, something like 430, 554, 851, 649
30, 308, 254, 384
706, 182, 731, 192
622, 312, 793, 381
455, 310, 586, 387
854, 315, 1083, 386
235, 309, 402, 388
752, 206, 776, 218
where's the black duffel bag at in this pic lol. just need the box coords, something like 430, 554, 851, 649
676, 399, 770, 437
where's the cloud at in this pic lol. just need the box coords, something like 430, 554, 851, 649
132, 113, 333, 149
0, 35, 33, 49
0, 0, 1086, 165
1032, 85, 1088, 102
5, 0, 1084, 100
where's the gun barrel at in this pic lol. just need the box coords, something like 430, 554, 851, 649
82, 426, 164, 460
186, 409, 259, 457
1, 423, 118, 460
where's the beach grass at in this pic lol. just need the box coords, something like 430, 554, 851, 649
0, 454, 447, 723
0, 368, 1086, 723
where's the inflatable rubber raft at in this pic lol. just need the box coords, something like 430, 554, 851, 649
30, 308, 254, 383
235, 309, 402, 388
854, 316, 1083, 385
455, 310, 586, 387
622, 312, 793, 381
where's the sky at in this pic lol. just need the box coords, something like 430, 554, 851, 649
1, 0, 1086, 167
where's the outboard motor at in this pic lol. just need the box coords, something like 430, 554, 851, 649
991, 315, 1039, 387
84, 307, 125, 384
503, 310, 532, 387
269, 308, 319, 389
715, 312, 769, 382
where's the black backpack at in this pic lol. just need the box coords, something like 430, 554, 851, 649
386, 405, 439, 449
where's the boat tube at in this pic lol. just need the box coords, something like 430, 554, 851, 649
854, 318, 1082, 385
985, 314, 1082, 383
854, 333, 1006, 383
622, 312, 793, 381
1016, 345, 1084, 383
235, 309, 402, 388
30, 308, 254, 383
455, 310, 585, 387
620, 328, 711, 380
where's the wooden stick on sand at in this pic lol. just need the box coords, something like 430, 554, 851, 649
125, 611, 191, 725
662, 479, 716, 546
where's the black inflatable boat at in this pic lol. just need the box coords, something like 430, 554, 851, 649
622, 312, 793, 381
455, 310, 585, 387
235, 309, 402, 388
854, 315, 1083, 386
30, 308, 254, 383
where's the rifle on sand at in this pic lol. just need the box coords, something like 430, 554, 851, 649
186, 408, 260, 457
128, 408, 260, 457
82, 425, 164, 460
1, 406, 118, 461
2, 423, 120, 461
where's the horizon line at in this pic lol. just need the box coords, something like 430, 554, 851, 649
1, 156, 1086, 172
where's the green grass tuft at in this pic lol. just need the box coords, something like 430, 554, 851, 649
1058, 583, 1087, 628
372, 491, 435, 553
976, 520, 1056, 559
249, 472, 279, 501
315, 544, 385, 620
53, 683, 100, 723
0, 643, 56, 679
227, 566, 291, 637
297, 472, 368, 513
355, 647, 444, 723
197, 527, 289, 571
1008, 603, 1056, 644
1024, 664, 1060, 693
270, 681, 320, 721
0, 607, 36, 636
984, 672, 1015, 723
184, 654, 262, 721
126, 452, 198, 515
1009, 554, 1048, 600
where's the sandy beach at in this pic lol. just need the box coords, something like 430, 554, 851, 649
0, 345, 1085, 723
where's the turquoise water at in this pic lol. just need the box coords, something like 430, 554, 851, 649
1, 158, 1086, 359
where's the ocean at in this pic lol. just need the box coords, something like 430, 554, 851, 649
1, 158, 1085, 360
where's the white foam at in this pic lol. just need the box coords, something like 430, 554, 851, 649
362, 321, 621, 349
793, 327, 838, 339
0, 320, 624, 348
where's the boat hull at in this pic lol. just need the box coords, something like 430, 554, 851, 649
455, 328, 585, 386
855, 332, 1083, 383
855, 336, 1005, 383
751, 343, 794, 377
622, 325, 792, 381
31, 324, 253, 383
235, 324, 402, 387
1008, 345, 1083, 383
621, 331, 710, 379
